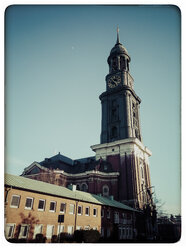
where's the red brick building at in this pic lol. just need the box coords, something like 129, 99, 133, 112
5, 174, 137, 242
21, 154, 120, 200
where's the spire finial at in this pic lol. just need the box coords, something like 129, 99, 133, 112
116, 25, 120, 44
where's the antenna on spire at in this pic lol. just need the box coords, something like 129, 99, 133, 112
116, 25, 120, 44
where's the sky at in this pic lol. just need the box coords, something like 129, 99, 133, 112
5, 5, 181, 216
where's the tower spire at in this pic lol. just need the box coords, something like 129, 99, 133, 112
116, 25, 120, 44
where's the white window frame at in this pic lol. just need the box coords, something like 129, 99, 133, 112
38, 199, 45, 211
114, 211, 119, 224
77, 205, 82, 215
119, 227, 122, 240
25, 197, 34, 210
85, 206, 90, 216
33, 224, 43, 239
46, 225, 54, 239
10, 195, 20, 208
60, 202, 66, 213
126, 228, 129, 238
69, 204, 75, 214
76, 226, 82, 230
19, 224, 29, 239
67, 225, 74, 235
57, 224, 64, 235
5, 223, 15, 239
93, 208, 97, 217
49, 201, 56, 212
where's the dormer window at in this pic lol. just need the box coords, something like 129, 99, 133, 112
81, 183, 88, 192
103, 185, 109, 197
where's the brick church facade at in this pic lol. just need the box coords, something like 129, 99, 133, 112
21, 30, 153, 212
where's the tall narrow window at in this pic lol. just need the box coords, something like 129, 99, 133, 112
101, 227, 104, 237
76, 184, 80, 190
78, 205, 82, 215
93, 208, 97, 217
81, 183, 88, 192
102, 185, 109, 197
5, 224, 15, 239
19, 225, 29, 239
49, 201, 56, 212
60, 203, 66, 213
101, 209, 104, 218
25, 197, 34, 210
57, 225, 64, 235
33, 224, 43, 238
111, 108, 117, 121
120, 56, 126, 70
38, 199, 45, 211
111, 126, 117, 138
67, 226, 74, 235
85, 207, 90, 216
46, 225, 54, 239
114, 212, 119, 224
69, 204, 75, 214
141, 166, 144, 179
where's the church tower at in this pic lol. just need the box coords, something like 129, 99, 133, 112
91, 29, 153, 210
100, 27, 142, 143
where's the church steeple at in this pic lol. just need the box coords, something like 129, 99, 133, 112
116, 26, 120, 44
100, 30, 142, 143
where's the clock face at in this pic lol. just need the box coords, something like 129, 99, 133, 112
108, 75, 121, 88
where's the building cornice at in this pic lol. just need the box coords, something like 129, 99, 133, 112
53, 169, 119, 178
91, 137, 152, 161
99, 85, 141, 103
22, 168, 119, 179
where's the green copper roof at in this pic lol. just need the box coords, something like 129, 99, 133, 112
5, 173, 138, 212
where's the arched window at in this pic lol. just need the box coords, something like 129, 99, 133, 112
76, 184, 80, 190
111, 126, 117, 138
81, 183, 88, 192
102, 185, 109, 197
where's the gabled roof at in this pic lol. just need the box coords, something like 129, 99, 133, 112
40, 153, 74, 166
5, 173, 138, 212
21, 162, 48, 176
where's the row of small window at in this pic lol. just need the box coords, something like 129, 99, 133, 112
100, 226, 133, 239
101, 208, 132, 222
10, 195, 98, 216
5, 223, 98, 240
118, 227, 133, 240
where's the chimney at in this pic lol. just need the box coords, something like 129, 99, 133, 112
109, 195, 114, 201
68, 184, 76, 191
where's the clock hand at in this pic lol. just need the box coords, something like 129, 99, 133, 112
111, 78, 116, 84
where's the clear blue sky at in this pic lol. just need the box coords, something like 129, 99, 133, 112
5, 5, 181, 215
